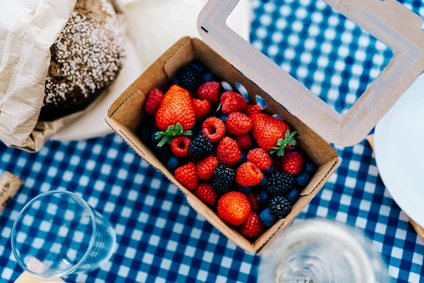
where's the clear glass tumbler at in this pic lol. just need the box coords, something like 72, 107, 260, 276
11, 190, 116, 278
259, 220, 389, 283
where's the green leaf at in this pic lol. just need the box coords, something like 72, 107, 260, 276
182, 130, 192, 136
277, 148, 285, 157
175, 123, 183, 133
157, 137, 167, 147
277, 139, 284, 146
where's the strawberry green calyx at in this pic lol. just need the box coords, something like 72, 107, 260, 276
270, 131, 298, 157
156, 123, 192, 147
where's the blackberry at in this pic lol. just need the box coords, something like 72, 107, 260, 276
212, 165, 235, 194
189, 133, 213, 160
154, 144, 172, 164
176, 65, 201, 91
269, 196, 292, 219
136, 116, 154, 146
267, 172, 295, 196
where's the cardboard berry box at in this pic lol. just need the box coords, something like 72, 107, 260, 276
106, 0, 424, 253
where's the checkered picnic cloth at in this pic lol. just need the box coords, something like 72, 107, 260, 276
1, 0, 424, 282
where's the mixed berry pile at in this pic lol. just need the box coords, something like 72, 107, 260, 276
136, 61, 317, 240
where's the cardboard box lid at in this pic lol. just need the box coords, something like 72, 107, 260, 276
197, 0, 424, 146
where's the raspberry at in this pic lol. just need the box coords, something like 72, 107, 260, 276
196, 155, 219, 180
246, 104, 262, 116
239, 212, 263, 238
235, 134, 253, 151
247, 193, 260, 212
217, 192, 251, 226
202, 117, 226, 142
247, 148, 272, 170
267, 172, 295, 196
189, 133, 214, 160
236, 162, 264, 187
217, 137, 241, 166
192, 98, 211, 120
197, 81, 221, 103
269, 196, 292, 219
226, 112, 253, 136
194, 183, 217, 206
170, 136, 191, 157
220, 91, 248, 114
176, 65, 201, 91
144, 88, 164, 115
174, 162, 198, 190
212, 165, 235, 194
281, 151, 303, 175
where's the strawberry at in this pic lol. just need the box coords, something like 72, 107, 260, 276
194, 183, 217, 206
235, 134, 253, 151
247, 148, 272, 170
217, 192, 251, 226
174, 162, 198, 190
202, 117, 226, 142
144, 88, 164, 115
281, 151, 303, 175
226, 112, 252, 136
196, 155, 219, 180
197, 81, 221, 103
236, 162, 264, 187
270, 130, 298, 157
247, 192, 260, 212
220, 91, 248, 114
192, 98, 211, 120
246, 104, 262, 117
217, 137, 241, 166
170, 136, 191, 158
250, 113, 291, 151
239, 212, 263, 238
156, 85, 196, 131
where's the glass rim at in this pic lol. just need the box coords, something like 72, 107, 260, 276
11, 190, 97, 278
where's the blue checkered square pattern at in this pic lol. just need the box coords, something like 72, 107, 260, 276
1, 0, 424, 282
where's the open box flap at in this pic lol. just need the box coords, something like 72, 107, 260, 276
198, 0, 424, 146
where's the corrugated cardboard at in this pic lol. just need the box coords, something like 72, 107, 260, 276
106, 0, 424, 252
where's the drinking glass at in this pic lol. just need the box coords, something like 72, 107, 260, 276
11, 190, 116, 278
259, 220, 389, 283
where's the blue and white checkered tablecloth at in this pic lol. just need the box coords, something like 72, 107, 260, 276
1, 0, 424, 282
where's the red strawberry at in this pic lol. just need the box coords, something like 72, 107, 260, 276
144, 88, 164, 115
192, 98, 211, 120
170, 136, 191, 157
250, 113, 290, 151
239, 212, 263, 238
194, 183, 217, 206
196, 155, 219, 180
156, 85, 196, 131
236, 162, 264, 187
235, 134, 253, 151
174, 162, 198, 190
281, 151, 303, 175
226, 112, 253, 136
247, 148, 272, 170
217, 137, 241, 166
197, 81, 220, 103
247, 193, 260, 212
217, 192, 251, 226
220, 91, 248, 114
246, 104, 262, 116
202, 117, 226, 142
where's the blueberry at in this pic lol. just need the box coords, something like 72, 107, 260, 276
151, 130, 160, 144
240, 152, 248, 163
202, 73, 216, 82
172, 78, 179, 85
167, 156, 181, 173
287, 189, 300, 204
304, 160, 317, 175
257, 189, 269, 206
219, 115, 228, 123
259, 208, 277, 228
263, 163, 274, 176
239, 186, 254, 194
259, 175, 268, 187
190, 61, 206, 73
295, 171, 311, 188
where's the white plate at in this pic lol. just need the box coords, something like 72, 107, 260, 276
52, 0, 251, 141
375, 74, 424, 227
